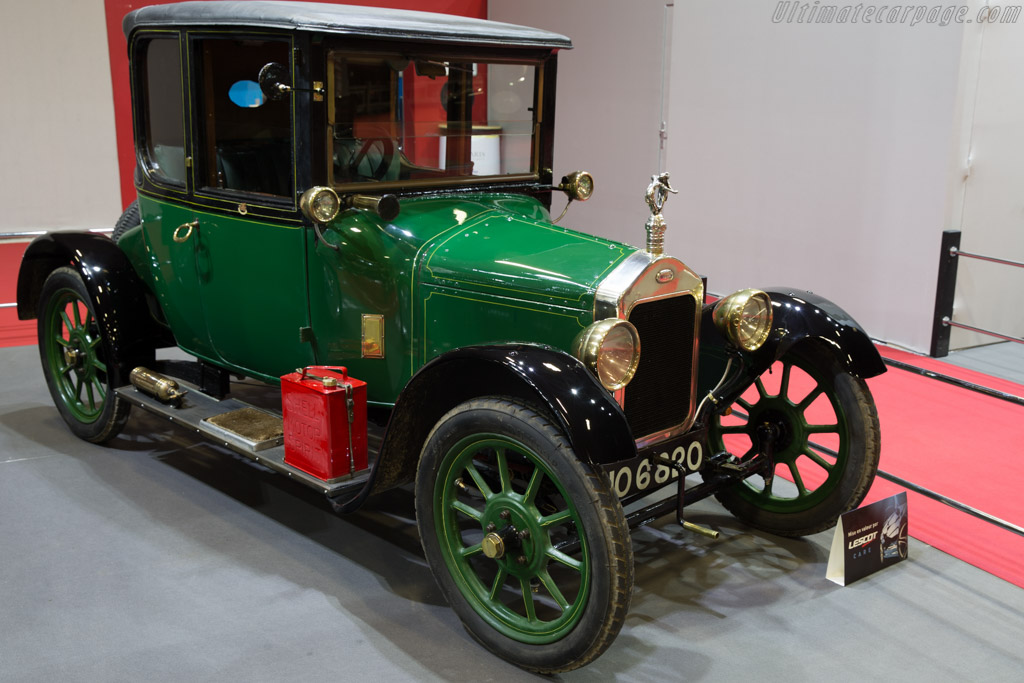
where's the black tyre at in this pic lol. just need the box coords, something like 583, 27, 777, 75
709, 342, 880, 537
415, 398, 633, 673
37, 267, 130, 443
111, 200, 140, 243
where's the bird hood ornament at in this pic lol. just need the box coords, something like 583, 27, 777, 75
644, 171, 677, 256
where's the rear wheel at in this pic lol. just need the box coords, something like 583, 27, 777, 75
37, 267, 129, 443
709, 343, 880, 537
415, 398, 633, 673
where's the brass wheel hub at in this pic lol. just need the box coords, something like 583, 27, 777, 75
64, 346, 82, 368
481, 532, 505, 559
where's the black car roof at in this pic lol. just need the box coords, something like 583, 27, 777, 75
123, 1, 573, 50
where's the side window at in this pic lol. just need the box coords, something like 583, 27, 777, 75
194, 37, 293, 198
140, 37, 186, 186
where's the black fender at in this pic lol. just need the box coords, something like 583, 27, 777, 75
699, 288, 885, 404
16, 232, 172, 386
332, 344, 636, 511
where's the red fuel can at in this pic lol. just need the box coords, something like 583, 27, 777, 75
281, 366, 368, 481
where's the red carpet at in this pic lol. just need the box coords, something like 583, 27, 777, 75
866, 345, 1024, 588
2, 240, 1022, 585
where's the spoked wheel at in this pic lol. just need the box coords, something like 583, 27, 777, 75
416, 398, 633, 673
38, 267, 129, 443
709, 343, 880, 537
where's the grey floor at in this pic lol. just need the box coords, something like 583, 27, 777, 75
3, 343, 1024, 682
943, 340, 1024, 385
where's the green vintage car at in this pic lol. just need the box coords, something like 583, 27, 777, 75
16, 1, 885, 673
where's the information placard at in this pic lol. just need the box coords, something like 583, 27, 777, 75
827, 492, 908, 586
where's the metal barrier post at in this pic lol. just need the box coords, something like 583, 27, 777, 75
930, 230, 961, 358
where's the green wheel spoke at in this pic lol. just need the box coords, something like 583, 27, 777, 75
537, 569, 569, 611
72, 302, 83, 328
546, 547, 582, 571
754, 377, 768, 399
93, 359, 107, 374
805, 423, 838, 434
519, 577, 537, 622
84, 309, 93, 329
496, 447, 512, 494
796, 386, 824, 411
802, 448, 834, 472
55, 336, 71, 348
779, 362, 793, 400
450, 499, 484, 522
489, 568, 507, 601
73, 376, 84, 403
523, 465, 543, 504
59, 311, 74, 335
459, 542, 483, 558
539, 509, 572, 529
87, 336, 101, 351
91, 377, 106, 401
85, 381, 96, 411
736, 397, 753, 411
788, 462, 809, 495
464, 461, 493, 499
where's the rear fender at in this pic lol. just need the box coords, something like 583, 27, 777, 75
17, 232, 171, 385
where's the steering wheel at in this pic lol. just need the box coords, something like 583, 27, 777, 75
349, 137, 396, 181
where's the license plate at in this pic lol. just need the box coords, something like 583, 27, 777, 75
604, 432, 708, 499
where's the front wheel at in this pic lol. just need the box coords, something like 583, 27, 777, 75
37, 267, 129, 443
709, 342, 880, 537
415, 398, 633, 673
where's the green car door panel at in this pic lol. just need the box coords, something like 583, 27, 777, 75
134, 194, 315, 379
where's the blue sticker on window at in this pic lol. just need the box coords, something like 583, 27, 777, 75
229, 80, 265, 108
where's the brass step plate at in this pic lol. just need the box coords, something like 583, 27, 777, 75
204, 407, 284, 450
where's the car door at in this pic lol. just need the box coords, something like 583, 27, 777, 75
131, 32, 213, 359
186, 33, 314, 379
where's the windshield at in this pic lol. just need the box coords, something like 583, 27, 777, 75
328, 51, 540, 188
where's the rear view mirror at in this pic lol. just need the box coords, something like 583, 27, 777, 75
258, 62, 291, 100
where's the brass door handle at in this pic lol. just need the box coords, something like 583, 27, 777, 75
173, 220, 198, 243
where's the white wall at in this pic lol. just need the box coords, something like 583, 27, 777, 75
945, 4, 1024, 349
0, 0, 121, 234
495, 1, 969, 352
7, 1, 1012, 353
666, 1, 965, 352
489, 0, 671, 245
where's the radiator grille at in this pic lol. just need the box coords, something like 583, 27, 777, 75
623, 295, 697, 439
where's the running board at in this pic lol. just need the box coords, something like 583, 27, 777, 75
115, 384, 376, 496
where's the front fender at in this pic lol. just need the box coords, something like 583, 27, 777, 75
343, 344, 636, 509
699, 288, 885, 403
17, 232, 170, 385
